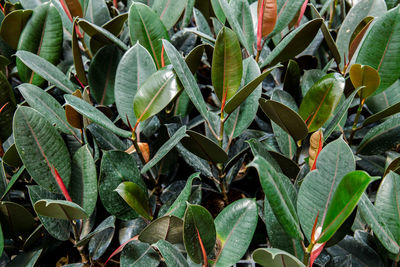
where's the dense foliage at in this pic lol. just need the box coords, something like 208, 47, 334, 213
0, 0, 399, 266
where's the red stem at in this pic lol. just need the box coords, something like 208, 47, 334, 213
52, 166, 72, 202
257, 0, 265, 51
0, 102, 8, 113
113, 0, 118, 9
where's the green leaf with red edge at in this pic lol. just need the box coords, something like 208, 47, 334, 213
299, 73, 345, 133
16, 2, 63, 86
317, 171, 376, 243
212, 27, 243, 106
0, 9, 32, 49
60, 0, 83, 19
133, 67, 183, 123
213, 198, 258, 267
355, 5, 400, 95
13, 106, 71, 194
348, 17, 374, 63
183, 204, 216, 264
115, 181, 152, 221
129, 2, 169, 69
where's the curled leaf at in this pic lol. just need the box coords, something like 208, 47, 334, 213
308, 130, 323, 170
257, 0, 277, 50
125, 142, 150, 163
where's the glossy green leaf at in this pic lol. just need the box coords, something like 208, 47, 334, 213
282, 60, 301, 104
69, 145, 97, 216
358, 193, 400, 254
271, 90, 298, 159
181, 130, 229, 164
129, 2, 168, 69
259, 98, 308, 141
28, 185, 70, 240
142, 126, 188, 174
268, 150, 300, 180
84, 0, 110, 26
218, 0, 253, 54
297, 137, 354, 241
252, 248, 305, 267
115, 182, 152, 220
2, 144, 22, 168
212, 27, 243, 104
64, 94, 131, 138
350, 64, 381, 99
0, 166, 25, 200
366, 79, 400, 114
193, 8, 213, 45
16, 3, 63, 86
76, 216, 116, 246
0, 201, 35, 238
0, 10, 32, 49
99, 151, 146, 220
89, 45, 122, 105
13, 106, 71, 193
318, 171, 375, 243
358, 115, 400, 155
16, 51, 75, 93
121, 240, 160, 267
213, 198, 258, 267
224, 58, 264, 138
363, 101, 400, 127
7, 249, 42, 267
88, 217, 116, 260
336, 0, 386, 68
184, 204, 216, 264
77, 18, 128, 51
0, 224, 3, 256
0, 71, 16, 141
299, 73, 345, 132
34, 199, 88, 220
139, 215, 184, 244
323, 88, 360, 141
375, 171, 400, 243
211, 0, 225, 23
230, 0, 255, 55
260, 18, 322, 68
248, 138, 281, 172
224, 63, 277, 114
271, 0, 304, 37
87, 124, 127, 151
356, 5, 400, 95
164, 172, 201, 218
153, 239, 189, 266
18, 83, 78, 137
134, 68, 183, 122
249, 156, 302, 240
115, 43, 156, 126
162, 40, 211, 123
152, 0, 187, 29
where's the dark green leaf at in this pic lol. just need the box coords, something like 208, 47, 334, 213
64, 94, 131, 138
115, 182, 152, 220
13, 106, 71, 193
0, 10, 32, 49
17, 3, 63, 85
213, 198, 258, 267
129, 2, 169, 69
89, 45, 122, 105
259, 98, 308, 141
363, 101, 400, 127
299, 73, 345, 132
34, 199, 88, 220
271, 0, 304, 37
77, 216, 116, 247
152, 0, 187, 29
88, 216, 116, 260
181, 130, 229, 164
2, 144, 22, 168
249, 156, 302, 240
318, 171, 376, 243
268, 150, 300, 180
139, 215, 184, 244
0, 201, 35, 238
260, 18, 323, 68
183, 204, 216, 264
121, 240, 160, 267
87, 124, 127, 151
153, 239, 189, 266
0, 71, 16, 141
84, 0, 110, 26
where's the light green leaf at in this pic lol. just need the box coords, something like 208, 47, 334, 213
252, 248, 305, 267
115, 182, 152, 220
139, 216, 184, 244
34, 199, 88, 220
153, 240, 189, 266
152, 0, 188, 29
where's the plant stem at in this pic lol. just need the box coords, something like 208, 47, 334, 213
255, 49, 261, 63
70, 220, 89, 265
349, 98, 365, 145
302, 243, 313, 267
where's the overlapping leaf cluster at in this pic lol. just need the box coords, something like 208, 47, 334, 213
0, 0, 399, 266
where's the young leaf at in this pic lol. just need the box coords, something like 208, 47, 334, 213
133, 68, 183, 123
257, 0, 277, 50
139, 216, 184, 244
183, 204, 216, 264
299, 73, 345, 132
129, 3, 169, 69
115, 182, 152, 221
308, 130, 323, 170
34, 199, 88, 220
317, 171, 376, 243
16, 3, 63, 86
212, 27, 243, 108
349, 64, 381, 100
249, 156, 303, 240
259, 98, 308, 141
13, 106, 71, 193
213, 198, 258, 267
